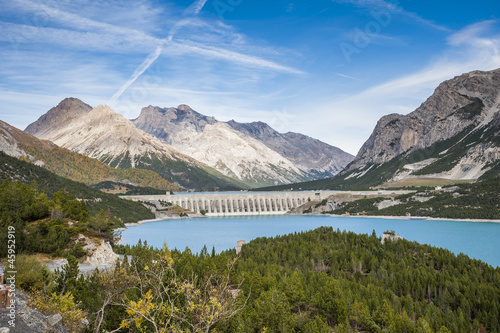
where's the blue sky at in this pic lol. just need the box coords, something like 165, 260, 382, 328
0, 0, 499, 155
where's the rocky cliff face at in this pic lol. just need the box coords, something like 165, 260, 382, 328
278, 68, 500, 191
76, 234, 119, 266
134, 104, 217, 143
134, 105, 353, 186
331, 68, 500, 187
349, 69, 500, 171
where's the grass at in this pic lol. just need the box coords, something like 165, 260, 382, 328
378, 178, 474, 188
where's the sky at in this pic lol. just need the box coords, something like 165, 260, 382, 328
0, 0, 499, 155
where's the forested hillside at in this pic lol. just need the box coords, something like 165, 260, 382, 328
227, 228, 500, 332
0, 179, 122, 258
0, 152, 154, 223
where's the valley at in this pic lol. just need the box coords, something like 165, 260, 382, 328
1, 8, 500, 329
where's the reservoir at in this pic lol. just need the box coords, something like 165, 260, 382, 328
120, 215, 500, 268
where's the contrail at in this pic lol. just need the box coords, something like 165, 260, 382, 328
106, 0, 208, 105
107, 45, 164, 105
186, 0, 208, 15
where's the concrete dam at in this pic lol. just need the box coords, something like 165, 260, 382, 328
122, 191, 340, 217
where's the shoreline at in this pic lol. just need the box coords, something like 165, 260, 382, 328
115, 214, 205, 231
321, 213, 500, 224
115, 213, 500, 232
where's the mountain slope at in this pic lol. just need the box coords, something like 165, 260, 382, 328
133, 105, 352, 187
258, 68, 500, 191
26, 100, 247, 191
0, 151, 154, 223
343, 68, 500, 186
226, 120, 354, 178
133, 105, 311, 186
1, 119, 177, 191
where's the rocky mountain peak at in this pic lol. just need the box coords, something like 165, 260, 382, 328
89, 104, 118, 118
347, 68, 500, 171
25, 97, 93, 137
177, 104, 193, 112
133, 105, 217, 144
134, 106, 354, 183
227, 120, 278, 138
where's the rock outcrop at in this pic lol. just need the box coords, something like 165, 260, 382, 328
76, 234, 119, 266
381, 232, 402, 245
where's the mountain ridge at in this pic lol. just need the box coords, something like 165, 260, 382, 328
348, 68, 500, 172
1, 118, 178, 191
257, 68, 500, 191
226, 120, 354, 178
133, 105, 353, 186
25, 101, 248, 191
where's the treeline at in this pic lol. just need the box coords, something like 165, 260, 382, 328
91, 181, 166, 195
0, 180, 120, 258
0, 152, 155, 222
327, 177, 500, 219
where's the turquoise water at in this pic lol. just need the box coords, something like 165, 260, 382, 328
120, 215, 500, 268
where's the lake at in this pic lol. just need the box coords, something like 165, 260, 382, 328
120, 215, 500, 268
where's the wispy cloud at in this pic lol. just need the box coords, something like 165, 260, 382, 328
335, 73, 363, 81
2, 0, 304, 107
9, 0, 156, 41
171, 40, 305, 74
107, 46, 164, 105
108, 0, 212, 104
333, 0, 450, 32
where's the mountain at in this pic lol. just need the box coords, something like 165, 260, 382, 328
258, 68, 500, 191
226, 120, 354, 178
25, 100, 247, 191
25, 97, 93, 136
0, 151, 155, 223
133, 105, 353, 187
1, 117, 177, 191
342, 68, 500, 187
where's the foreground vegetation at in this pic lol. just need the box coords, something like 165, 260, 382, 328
5, 227, 499, 332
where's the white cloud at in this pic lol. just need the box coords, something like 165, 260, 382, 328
170, 40, 305, 74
